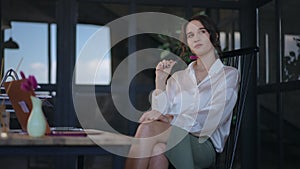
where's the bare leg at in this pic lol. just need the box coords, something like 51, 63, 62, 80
148, 154, 169, 169
124, 121, 171, 169
148, 143, 169, 169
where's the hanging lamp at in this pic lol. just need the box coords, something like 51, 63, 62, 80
3, 29, 19, 49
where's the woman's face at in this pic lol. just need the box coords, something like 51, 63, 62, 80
185, 20, 215, 56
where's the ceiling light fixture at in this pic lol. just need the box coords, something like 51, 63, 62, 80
3, 29, 19, 49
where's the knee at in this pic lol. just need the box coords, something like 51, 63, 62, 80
135, 121, 170, 138
152, 143, 166, 156
135, 122, 156, 138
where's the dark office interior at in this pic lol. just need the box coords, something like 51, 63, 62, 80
0, 0, 299, 169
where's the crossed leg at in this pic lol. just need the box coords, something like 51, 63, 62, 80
124, 120, 172, 169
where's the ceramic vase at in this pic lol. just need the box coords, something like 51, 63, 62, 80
27, 96, 46, 137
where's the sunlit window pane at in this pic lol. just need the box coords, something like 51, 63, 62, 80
76, 24, 111, 85
50, 24, 57, 84
4, 22, 48, 84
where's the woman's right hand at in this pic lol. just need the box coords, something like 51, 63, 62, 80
155, 60, 176, 92
155, 60, 176, 82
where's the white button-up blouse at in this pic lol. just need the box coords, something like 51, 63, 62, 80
151, 59, 239, 153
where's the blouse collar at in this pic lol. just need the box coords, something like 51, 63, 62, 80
187, 58, 224, 75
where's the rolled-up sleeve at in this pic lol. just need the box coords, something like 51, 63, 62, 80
151, 90, 168, 114
151, 74, 180, 115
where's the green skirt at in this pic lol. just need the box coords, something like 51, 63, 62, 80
165, 126, 216, 169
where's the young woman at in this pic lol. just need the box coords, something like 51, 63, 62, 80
125, 15, 239, 169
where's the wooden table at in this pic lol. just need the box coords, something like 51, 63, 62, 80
0, 129, 132, 169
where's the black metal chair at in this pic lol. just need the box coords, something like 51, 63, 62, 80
213, 46, 259, 169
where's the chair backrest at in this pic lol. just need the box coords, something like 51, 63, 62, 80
216, 47, 259, 169
0, 69, 19, 87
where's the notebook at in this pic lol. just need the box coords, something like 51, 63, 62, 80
3, 79, 87, 136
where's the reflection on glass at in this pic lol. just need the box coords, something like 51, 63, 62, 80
282, 0, 300, 83
283, 34, 300, 82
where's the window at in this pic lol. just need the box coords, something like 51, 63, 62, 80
220, 31, 240, 51
4, 22, 112, 85
283, 34, 300, 82
4, 22, 48, 83
75, 24, 111, 85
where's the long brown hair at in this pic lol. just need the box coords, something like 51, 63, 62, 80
180, 15, 222, 58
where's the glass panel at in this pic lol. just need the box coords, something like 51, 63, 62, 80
75, 1, 130, 132
50, 24, 57, 84
257, 93, 279, 168
282, 0, 300, 82
282, 90, 300, 169
76, 1, 128, 85
76, 24, 111, 85
4, 22, 49, 84
257, 1, 276, 85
